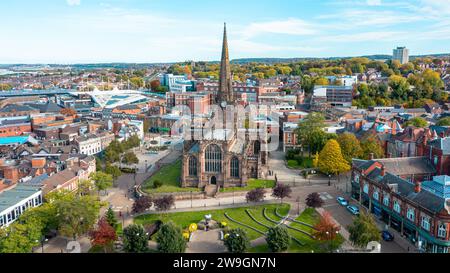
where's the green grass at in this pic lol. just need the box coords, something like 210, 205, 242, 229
134, 203, 290, 241
290, 208, 320, 234
142, 161, 201, 193
220, 179, 276, 193
248, 207, 344, 253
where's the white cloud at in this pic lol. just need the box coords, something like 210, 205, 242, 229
66, 0, 81, 6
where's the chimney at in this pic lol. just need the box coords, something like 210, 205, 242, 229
369, 153, 375, 160
414, 181, 421, 193
381, 165, 386, 177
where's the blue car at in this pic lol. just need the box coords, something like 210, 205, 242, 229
337, 197, 349, 206
347, 205, 360, 215
382, 230, 394, 242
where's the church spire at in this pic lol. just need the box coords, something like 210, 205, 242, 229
218, 22, 233, 105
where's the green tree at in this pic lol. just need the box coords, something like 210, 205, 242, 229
295, 112, 326, 157
224, 228, 250, 253
337, 133, 363, 163
104, 148, 120, 163
54, 194, 103, 240
389, 75, 410, 101
105, 207, 118, 229
123, 224, 149, 253
156, 222, 186, 253
436, 117, 450, 126
90, 172, 114, 195
266, 226, 291, 253
318, 139, 351, 179
360, 136, 384, 160
122, 152, 139, 165
0, 216, 43, 253
404, 117, 428, 128
77, 179, 94, 196
105, 164, 122, 180
347, 211, 381, 248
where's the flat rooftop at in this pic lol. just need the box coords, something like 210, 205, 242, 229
0, 184, 41, 212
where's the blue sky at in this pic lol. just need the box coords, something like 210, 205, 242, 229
1, 0, 450, 63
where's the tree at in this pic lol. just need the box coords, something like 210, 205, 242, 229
54, 194, 103, 240
266, 226, 291, 253
337, 133, 363, 163
306, 192, 324, 208
437, 117, 450, 126
246, 188, 266, 203
0, 216, 43, 253
404, 117, 428, 128
389, 75, 410, 101
90, 172, 113, 195
132, 196, 153, 214
105, 164, 122, 180
104, 148, 120, 164
318, 139, 350, 179
89, 218, 117, 253
360, 136, 385, 160
347, 211, 381, 248
295, 112, 326, 156
105, 207, 118, 229
313, 211, 341, 252
156, 222, 186, 253
150, 80, 161, 91
154, 195, 175, 212
224, 228, 250, 253
315, 77, 329, 85
272, 183, 292, 204
122, 152, 139, 165
122, 224, 149, 253
77, 179, 94, 196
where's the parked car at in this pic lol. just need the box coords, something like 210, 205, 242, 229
382, 230, 394, 242
337, 197, 349, 206
347, 205, 360, 215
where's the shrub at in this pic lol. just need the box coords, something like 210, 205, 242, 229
156, 222, 186, 253
153, 180, 163, 189
266, 226, 291, 253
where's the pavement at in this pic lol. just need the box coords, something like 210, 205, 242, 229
187, 230, 227, 253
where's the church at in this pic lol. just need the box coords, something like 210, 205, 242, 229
181, 24, 268, 193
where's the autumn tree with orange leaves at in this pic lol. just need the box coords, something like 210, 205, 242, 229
313, 211, 341, 252
89, 218, 117, 253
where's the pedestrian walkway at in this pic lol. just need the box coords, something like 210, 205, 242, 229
187, 230, 227, 253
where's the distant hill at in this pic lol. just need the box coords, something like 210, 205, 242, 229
231, 53, 450, 64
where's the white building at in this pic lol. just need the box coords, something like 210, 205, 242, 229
75, 132, 114, 156
0, 184, 43, 228
393, 47, 410, 64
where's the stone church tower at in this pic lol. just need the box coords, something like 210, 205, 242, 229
181, 23, 268, 195
217, 23, 234, 105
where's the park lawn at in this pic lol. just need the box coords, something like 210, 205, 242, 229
142, 161, 201, 194
290, 208, 320, 234
134, 203, 290, 241
220, 179, 276, 193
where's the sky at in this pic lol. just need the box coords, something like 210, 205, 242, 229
1, 0, 450, 64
